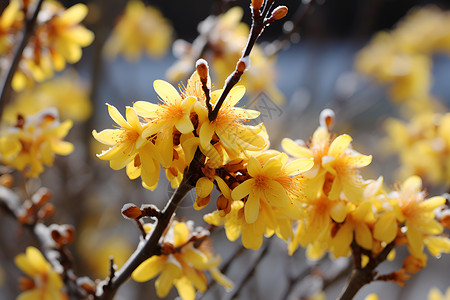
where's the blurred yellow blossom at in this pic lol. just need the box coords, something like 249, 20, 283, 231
103, 0, 172, 61
3, 71, 91, 124
384, 112, 450, 186
167, 6, 285, 104
132, 221, 232, 300
429, 287, 450, 300
11, 1, 93, 90
0, 108, 73, 177
0, 0, 23, 55
15, 246, 67, 300
355, 6, 450, 114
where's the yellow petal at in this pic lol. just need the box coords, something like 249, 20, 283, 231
263, 180, 289, 207
183, 246, 208, 269
355, 223, 372, 250
107, 104, 129, 129
345, 154, 372, 168
133, 101, 159, 119
175, 114, 194, 134
174, 222, 189, 247
373, 212, 397, 243
154, 80, 182, 104
246, 156, 262, 177
199, 122, 214, 149
58, 3, 88, 24
174, 277, 195, 300
214, 176, 231, 199
210, 267, 233, 291
224, 85, 245, 107
328, 134, 352, 158
131, 255, 166, 282
281, 138, 313, 159
92, 129, 119, 146
419, 196, 445, 211
284, 158, 314, 175
244, 190, 260, 224
196, 177, 214, 198
231, 179, 253, 201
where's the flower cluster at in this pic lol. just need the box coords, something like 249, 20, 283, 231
3, 71, 92, 125
167, 7, 285, 104
93, 63, 268, 190
0, 0, 23, 56
383, 112, 450, 185
132, 220, 232, 300
15, 246, 67, 300
0, 108, 73, 177
0, 0, 94, 90
285, 112, 450, 285
103, 0, 172, 61
355, 6, 450, 114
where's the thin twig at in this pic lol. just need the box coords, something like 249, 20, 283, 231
265, 0, 316, 56
337, 242, 396, 300
208, 0, 275, 121
0, 0, 44, 120
223, 241, 271, 300
96, 149, 204, 300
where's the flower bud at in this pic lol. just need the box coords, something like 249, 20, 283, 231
271, 6, 288, 21
319, 108, 335, 130
121, 203, 142, 219
252, 0, 264, 11
196, 59, 209, 82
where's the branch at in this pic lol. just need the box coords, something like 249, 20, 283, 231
337, 242, 396, 300
208, 0, 276, 121
0, 0, 44, 120
96, 149, 204, 300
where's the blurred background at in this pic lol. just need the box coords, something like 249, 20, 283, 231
1, 0, 450, 299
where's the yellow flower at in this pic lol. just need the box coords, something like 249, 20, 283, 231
93, 104, 164, 189
12, 1, 94, 91
330, 201, 375, 257
205, 151, 313, 249
132, 221, 232, 300
231, 153, 312, 224
4, 71, 92, 124
0, 108, 73, 177
390, 176, 446, 257
429, 287, 450, 300
103, 0, 172, 61
282, 127, 372, 203
15, 246, 67, 300
195, 84, 268, 166
0, 0, 23, 55
136, 79, 197, 168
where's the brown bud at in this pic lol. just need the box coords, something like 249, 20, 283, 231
196, 59, 209, 82
0, 174, 14, 187
121, 203, 142, 219
217, 195, 231, 215
37, 203, 55, 220
77, 277, 96, 295
63, 225, 76, 245
237, 59, 247, 73
161, 242, 176, 254
319, 108, 335, 131
19, 277, 35, 290
251, 0, 264, 11
195, 195, 211, 209
271, 6, 288, 20
32, 187, 52, 206
51, 229, 64, 246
